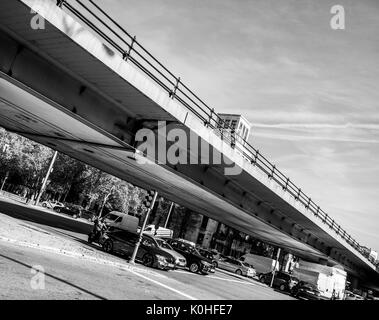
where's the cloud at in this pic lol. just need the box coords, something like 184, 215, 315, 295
253, 132, 379, 144
103, 0, 379, 252
253, 123, 379, 130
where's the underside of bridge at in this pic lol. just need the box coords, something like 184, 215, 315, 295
0, 0, 378, 288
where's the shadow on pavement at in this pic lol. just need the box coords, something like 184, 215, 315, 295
0, 199, 92, 235
0, 252, 107, 300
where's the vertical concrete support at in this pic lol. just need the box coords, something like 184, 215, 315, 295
201, 218, 219, 248
350, 277, 359, 289
183, 212, 203, 243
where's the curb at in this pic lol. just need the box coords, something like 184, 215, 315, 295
0, 235, 167, 279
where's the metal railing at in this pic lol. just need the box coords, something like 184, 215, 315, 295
56, 0, 369, 261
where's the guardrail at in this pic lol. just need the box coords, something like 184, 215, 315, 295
56, 0, 368, 261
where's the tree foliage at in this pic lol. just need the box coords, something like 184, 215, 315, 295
0, 127, 146, 214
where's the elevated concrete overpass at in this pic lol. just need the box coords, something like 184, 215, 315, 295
0, 0, 378, 288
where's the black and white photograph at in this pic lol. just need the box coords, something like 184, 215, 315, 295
0, 0, 378, 311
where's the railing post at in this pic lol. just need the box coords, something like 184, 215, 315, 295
315, 206, 320, 217
251, 149, 259, 166
306, 197, 311, 209
283, 177, 289, 191
269, 165, 275, 179
169, 77, 181, 99
205, 108, 214, 128
295, 188, 301, 201
123, 35, 136, 61
57, 0, 65, 7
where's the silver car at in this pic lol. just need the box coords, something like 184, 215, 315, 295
217, 256, 256, 277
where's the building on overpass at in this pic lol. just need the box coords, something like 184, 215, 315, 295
216, 114, 252, 150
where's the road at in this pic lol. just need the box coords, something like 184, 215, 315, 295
0, 197, 295, 300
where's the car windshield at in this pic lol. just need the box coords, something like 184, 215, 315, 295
242, 262, 252, 268
199, 250, 212, 259
188, 246, 200, 255
104, 214, 120, 221
155, 239, 173, 250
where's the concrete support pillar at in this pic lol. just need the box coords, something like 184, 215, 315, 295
201, 218, 218, 248
183, 211, 203, 243
350, 277, 359, 289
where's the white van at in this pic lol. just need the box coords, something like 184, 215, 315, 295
239, 253, 280, 275
102, 211, 139, 233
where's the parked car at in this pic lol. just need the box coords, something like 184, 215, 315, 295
58, 204, 83, 219
40, 200, 65, 210
217, 256, 256, 278
154, 237, 187, 269
165, 238, 214, 274
291, 281, 321, 300
344, 290, 364, 300
196, 247, 217, 270
81, 210, 97, 222
259, 271, 299, 292
210, 251, 228, 268
99, 229, 176, 271
240, 253, 280, 276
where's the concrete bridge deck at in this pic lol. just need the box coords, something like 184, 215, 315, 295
0, 0, 377, 287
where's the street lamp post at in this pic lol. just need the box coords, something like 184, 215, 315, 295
35, 151, 58, 205
129, 190, 158, 264
163, 201, 174, 228
99, 186, 115, 218
0, 171, 9, 193
270, 247, 281, 288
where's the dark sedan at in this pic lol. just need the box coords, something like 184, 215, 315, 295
56, 204, 83, 219
99, 229, 176, 270
166, 238, 214, 275
259, 271, 299, 292
291, 281, 321, 300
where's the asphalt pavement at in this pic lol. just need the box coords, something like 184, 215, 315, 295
0, 197, 295, 300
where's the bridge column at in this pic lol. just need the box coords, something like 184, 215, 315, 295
350, 277, 359, 289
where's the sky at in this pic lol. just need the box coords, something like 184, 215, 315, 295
100, 0, 379, 251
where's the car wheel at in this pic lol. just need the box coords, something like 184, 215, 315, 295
235, 269, 242, 275
279, 284, 286, 291
42, 203, 47, 207
260, 276, 266, 283
142, 254, 154, 267
189, 262, 200, 273
212, 261, 218, 269
73, 214, 78, 219
102, 240, 113, 253
55, 208, 60, 213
